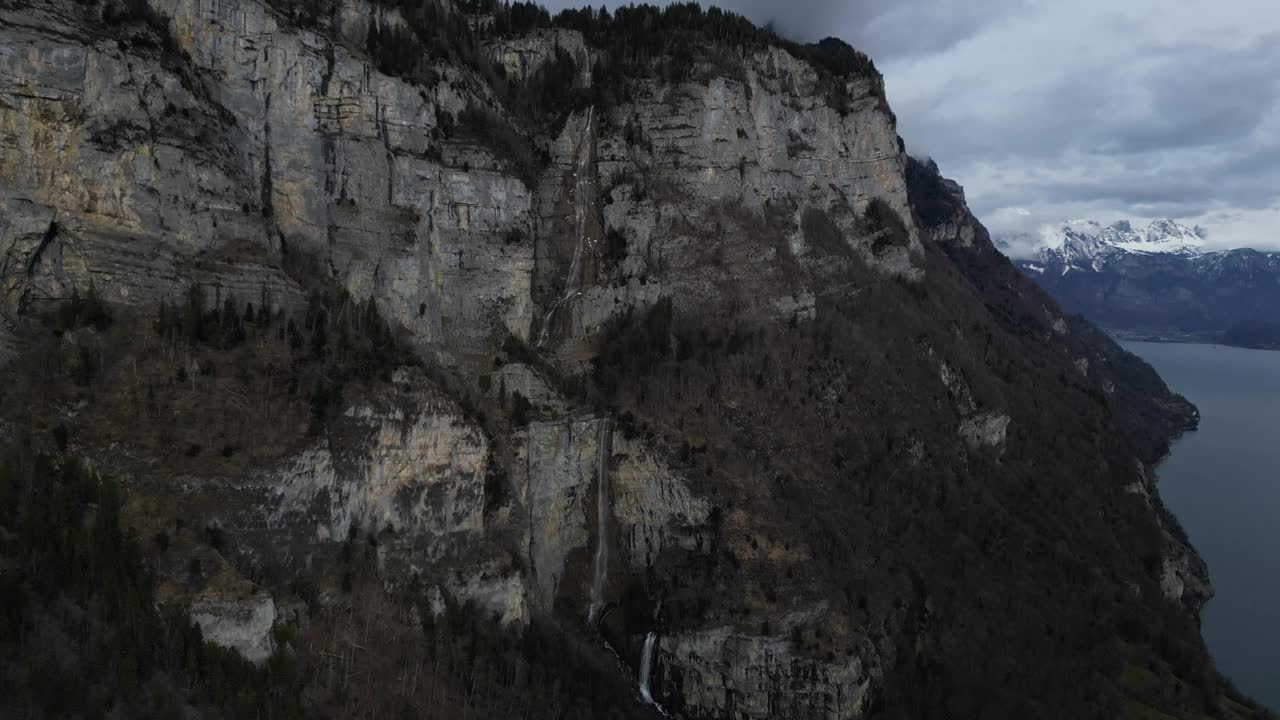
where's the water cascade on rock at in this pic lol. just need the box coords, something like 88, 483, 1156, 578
639, 631, 657, 704
587, 416, 610, 625
638, 630, 672, 716
538, 106, 594, 347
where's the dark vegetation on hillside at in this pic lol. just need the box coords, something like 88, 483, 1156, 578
904, 154, 1199, 463
588, 223, 1267, 719
3, 223, 1262, 720
9, 251, 428, 469
0, 453, 303, 718
894, 156, 1266, 719
0, 448, 658, 719
1, 265, 661, 719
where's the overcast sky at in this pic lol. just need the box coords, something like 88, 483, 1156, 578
545, 0, 1280, 252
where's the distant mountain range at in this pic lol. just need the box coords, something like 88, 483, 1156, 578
1000, 219, 1280, 349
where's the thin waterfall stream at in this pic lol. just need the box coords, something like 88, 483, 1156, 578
537, 106, 594, 347
638, 631, 670, 716
587, 416, 609, 625
639, 631, 656, 703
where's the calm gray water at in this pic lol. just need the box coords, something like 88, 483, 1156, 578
1123, 341, 1280, 709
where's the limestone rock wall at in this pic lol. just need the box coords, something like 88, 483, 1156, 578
0, 4, 302, 327
487, 28, 593, 85
532, 48, 923, 354
1, 0, 921, 361
0, 2, 918, 701
662, 625, 873, 720
525, 415, 604, 609
0, 0, 535, 354
266, 368, 491, 577
188, 590, 277, 663
611, 434, 712, 569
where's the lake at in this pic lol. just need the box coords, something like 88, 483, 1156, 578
1122, 341, 1280, 710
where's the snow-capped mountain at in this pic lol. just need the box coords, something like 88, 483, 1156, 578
999, 219, 1280, 348
1022, 219, 1206, 273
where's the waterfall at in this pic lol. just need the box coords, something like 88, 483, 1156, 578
638, 631, 671, 716
537, 106, 594, 347
639, 631, 657, 704
587, 417, 609, 625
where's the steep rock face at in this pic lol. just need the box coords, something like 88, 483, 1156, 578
663, 626, 872, 720
0, 0, 534, 354
188, 590, 277, 663
156, 0, 536, 347
487, 28, 593, 85
525, 415, 605, 610
124, 363, 523, 633
535, 49, 921, 355
520, 411, 873, 719
0, 0, 918, 363
0, 2, 304, 330
248, 367, 530, 627
267, 368, 491, 575
0, 2, 1233, 717
611, 434, 711, 570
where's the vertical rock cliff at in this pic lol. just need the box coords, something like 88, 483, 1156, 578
0, 1, 1247, 719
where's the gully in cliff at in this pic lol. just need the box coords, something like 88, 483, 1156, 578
538, 106, 595, 348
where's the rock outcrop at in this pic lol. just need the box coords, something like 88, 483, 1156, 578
664, 625, 873, 720
958, 412, 1010, 449
267, 368, 491, 574
525, 415, 606, 609
188, 590, 277, 663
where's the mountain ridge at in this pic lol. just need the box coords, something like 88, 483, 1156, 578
1000, 218, 1280, 348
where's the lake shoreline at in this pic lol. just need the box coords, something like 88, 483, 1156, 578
1111, 330, 1280, 352
1122, 341, 1280, 712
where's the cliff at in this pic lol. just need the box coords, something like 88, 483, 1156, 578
0, 1, 1255, 718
